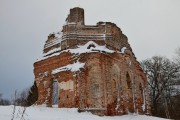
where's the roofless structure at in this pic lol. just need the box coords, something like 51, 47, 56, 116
34, 7, 150, 115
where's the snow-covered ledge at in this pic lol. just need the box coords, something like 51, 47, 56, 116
52, 61, 85, 74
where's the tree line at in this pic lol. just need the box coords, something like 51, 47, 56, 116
140, 47, 180, 119
0, 81, 38, 106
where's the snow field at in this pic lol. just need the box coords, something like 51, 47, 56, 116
0, 105, 169, 120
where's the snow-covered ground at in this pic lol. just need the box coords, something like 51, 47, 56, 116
0, 105, 169, 120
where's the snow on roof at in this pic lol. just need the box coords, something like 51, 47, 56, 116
121, 47, 127, 53
44, 32, 62, 49
37, 41, 113, 61
43, 47, 61, 57
69, 41, 114, 54
55, 32, 62, 39
52, 61, 85, 74
36, 41, 127, 62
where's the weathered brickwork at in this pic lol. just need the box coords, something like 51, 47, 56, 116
34, 7, 150, 116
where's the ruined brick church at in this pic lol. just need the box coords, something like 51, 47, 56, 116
34, 7, 150, 115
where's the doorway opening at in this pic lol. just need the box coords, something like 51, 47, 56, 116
52, 79, 59, 105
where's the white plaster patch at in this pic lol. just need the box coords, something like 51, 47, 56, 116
43, 71, 48, 77
36, 81, 40, 87
58, 80, 74, 91
43, 81, 47, 88
142, 89, 146, 111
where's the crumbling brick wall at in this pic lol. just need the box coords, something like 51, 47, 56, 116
33, 7, 150, 116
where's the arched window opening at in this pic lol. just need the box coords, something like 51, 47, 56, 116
139, 83, 143, 99
111, 79, 116, 94
52, 79, 59, 105
126, 73, 131, 89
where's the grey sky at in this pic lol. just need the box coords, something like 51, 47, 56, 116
0, 0, 180, 99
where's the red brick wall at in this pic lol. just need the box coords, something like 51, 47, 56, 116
34, 51, 150, 115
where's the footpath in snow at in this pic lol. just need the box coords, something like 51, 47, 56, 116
0, 105, 169, 120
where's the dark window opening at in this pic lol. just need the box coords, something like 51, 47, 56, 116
126, 73, 131, 89
139, 83, 143, 99
112, 79, 116, 93
87, 44, 96, 49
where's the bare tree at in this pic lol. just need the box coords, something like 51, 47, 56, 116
174, 47, 180, 64
11, 89, 29, 120
0, 93, 10, 105
141, 56, 180, 118
171, 47, 180, 119
11, 90, 17, 120
14, 88, 29, 106
10, 81, 38, 107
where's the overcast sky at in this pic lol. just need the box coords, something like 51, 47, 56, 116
0, 0, 180, 99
